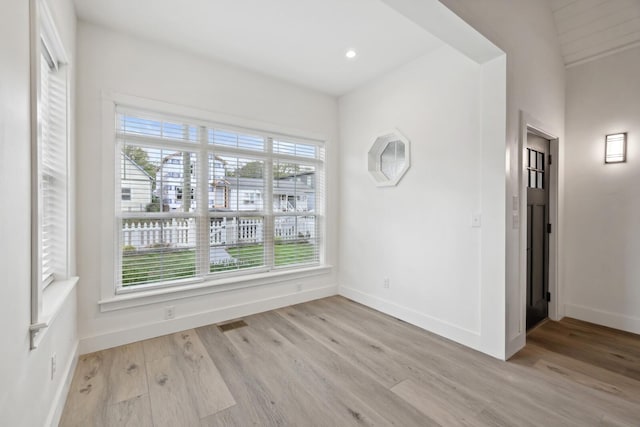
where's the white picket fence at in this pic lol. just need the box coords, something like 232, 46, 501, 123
122, 216, 315, 248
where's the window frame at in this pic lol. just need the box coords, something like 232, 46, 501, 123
29, 0, 77, 350
104, 96, 328, 302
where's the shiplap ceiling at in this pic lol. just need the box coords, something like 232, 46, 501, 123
73, 0, 444, 96
551, 0, 640, 67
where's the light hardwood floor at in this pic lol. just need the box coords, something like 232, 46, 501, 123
60, 296, 640, 426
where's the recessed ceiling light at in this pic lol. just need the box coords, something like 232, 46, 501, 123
345, 49, 357, 59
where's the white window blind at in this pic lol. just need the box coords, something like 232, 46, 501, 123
37, 45, 68, 288
29, 0, 73, 350
272, 139, 322, 267
116, 108, 324, 289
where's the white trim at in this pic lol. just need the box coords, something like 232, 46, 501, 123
565, 304, 640, 335
29, 0, 42, 344
100, 265, 333, 312
46, 342, 79, 427
102, 92, 329, 305
29, 0, 73, 350
83, 284, 338, 354
508, 111, 560, 358
38, 0, 68, 66
116, 104, 320, 145
30, 277, 79, 348
264, 136, 276, 269
107, 91, 328, 144
339, 286, 483, 353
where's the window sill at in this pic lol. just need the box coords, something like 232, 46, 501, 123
30, 276, 79, 349
98, 265, 333, 312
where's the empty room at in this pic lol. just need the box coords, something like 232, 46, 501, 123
2, 0, 640, 425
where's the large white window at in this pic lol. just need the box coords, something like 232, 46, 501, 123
116, 108, 324, 289
29, 0, 74, 349
36, 44, 69, 289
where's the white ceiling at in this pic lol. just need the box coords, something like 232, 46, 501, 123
73, 0, 445, 96
550, 0, 640, 67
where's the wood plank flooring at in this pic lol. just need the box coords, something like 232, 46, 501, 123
60, 296, 640, 426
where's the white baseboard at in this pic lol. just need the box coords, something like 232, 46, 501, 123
506, 334, 525, 360
565, 303, 640, 335
79, 284, 338, 354
47, 341, 79, 427
339, 286, 482, 352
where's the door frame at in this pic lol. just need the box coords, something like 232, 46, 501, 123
518, 111, 560, 334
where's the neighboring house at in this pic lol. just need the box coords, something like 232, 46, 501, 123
120, 152, 153, 212
272, 171, 315, 212
158, 152, 226, 211
158, 153, 315, 213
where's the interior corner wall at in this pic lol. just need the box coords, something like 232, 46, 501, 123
564, 46, 640, 334
338, 45, 489, 353
75, 22, 339, 354
0, 0, 78, 426
437, 0, 566, 358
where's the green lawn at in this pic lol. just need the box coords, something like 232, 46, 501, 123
122, 249, 196, 286
274, 242, 317, 266
122, 242, 316, 286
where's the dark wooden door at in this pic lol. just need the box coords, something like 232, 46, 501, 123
526, 133, 550, 330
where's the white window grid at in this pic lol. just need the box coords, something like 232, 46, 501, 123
114, 108, 326, 290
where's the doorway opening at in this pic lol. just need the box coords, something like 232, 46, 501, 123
517, 112, 560, 344
526, 133, 550, 330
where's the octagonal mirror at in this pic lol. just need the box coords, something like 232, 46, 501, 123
368, 130, 410, 187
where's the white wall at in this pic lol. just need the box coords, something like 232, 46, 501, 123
564, 46, 640, 333
0, 0, 78, 426
343, 0, 564, 359
75, 22, 339, 353
339, 44, 508, 356
437, 0, 566, 357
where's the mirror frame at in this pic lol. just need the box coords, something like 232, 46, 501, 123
367, 129, 411, 187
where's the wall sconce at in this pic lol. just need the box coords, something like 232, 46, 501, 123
605, 133, 627, 164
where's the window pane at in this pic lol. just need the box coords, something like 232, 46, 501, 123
273, 162, 315, 212
380, 140, 405, 180
118, 113, 198, 143
121, 145, 198, 213
213, 156, 265, 212
40, 51, 68, 286
529, 170, 536, 188
274, 216, 319, 266
209, 129, 265, 151
537, 172, 544, 189
209, 216, 265, 273
121, 217, 197, 286
273, 139, 318, 159
537, 152, 544, 170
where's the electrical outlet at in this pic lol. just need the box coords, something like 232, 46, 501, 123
383, 277, 390, 289
51, 353, 57, 381
165, 306, 175, 320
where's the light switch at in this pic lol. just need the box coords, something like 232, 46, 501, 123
512, 195, 519, 211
